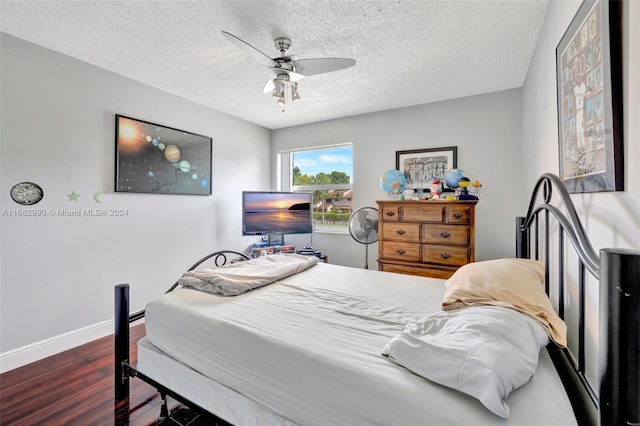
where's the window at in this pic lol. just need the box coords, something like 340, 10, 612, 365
278, 144, 353, 233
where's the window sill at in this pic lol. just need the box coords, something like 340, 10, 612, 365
314, 226, 349, 235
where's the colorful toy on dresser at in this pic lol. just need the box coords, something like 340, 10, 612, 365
444, 169, 482, 200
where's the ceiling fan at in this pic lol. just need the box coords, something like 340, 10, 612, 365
222, 31, 356, 108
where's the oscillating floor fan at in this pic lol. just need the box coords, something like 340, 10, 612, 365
348, 207, 379, 269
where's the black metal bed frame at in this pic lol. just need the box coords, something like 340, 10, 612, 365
114, 174, 639, 425
114, 250, 249, 425
515, 173, 639, 426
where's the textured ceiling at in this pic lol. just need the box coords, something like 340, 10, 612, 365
0, 0, 549, 130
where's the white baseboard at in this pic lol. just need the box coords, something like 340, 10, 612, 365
0, 320, 114, 374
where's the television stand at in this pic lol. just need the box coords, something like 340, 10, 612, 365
251, 244, 295, 257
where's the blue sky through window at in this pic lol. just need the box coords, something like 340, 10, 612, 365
292, 146, 353, 182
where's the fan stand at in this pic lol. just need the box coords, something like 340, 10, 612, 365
362, 221, 375, 269
364, 241, 370, 269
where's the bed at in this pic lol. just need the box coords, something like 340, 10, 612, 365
114, 173, 639, 425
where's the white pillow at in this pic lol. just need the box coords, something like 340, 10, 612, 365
382, 306, 549, 418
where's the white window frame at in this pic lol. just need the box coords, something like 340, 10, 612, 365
277, 143, 353, 234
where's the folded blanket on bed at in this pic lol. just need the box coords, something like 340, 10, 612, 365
178, 253, 319, 296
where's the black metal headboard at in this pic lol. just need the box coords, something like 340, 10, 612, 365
515, 173, 639, 426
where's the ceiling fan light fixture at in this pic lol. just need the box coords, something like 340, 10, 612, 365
283, 81, 293, 104
273, 79, 299, 108
292, 85, 300, 102
272, 79, 284, 99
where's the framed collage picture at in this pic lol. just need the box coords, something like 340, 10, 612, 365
556, 0, 623, 193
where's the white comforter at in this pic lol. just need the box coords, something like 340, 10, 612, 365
144, 262, 576, 426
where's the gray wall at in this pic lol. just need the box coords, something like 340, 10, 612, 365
272, 89, 524, 269
0, 34, 271, 354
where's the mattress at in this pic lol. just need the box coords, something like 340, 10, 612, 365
141, 262, 577, 425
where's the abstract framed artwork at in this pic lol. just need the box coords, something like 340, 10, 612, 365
115, 115, 212, 195
396, 146, 457, 191
556, 0, 623, 193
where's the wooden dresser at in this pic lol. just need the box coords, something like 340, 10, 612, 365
376, 200, 477, 279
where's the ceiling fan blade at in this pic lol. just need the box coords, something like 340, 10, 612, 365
267, 68, 306, 82
222, 31, 277, 68
293, 58, 356, 76
287, 71, 306, 82
263, 79, 276, 94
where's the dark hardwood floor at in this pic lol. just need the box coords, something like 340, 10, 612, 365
0, 323, 220, 425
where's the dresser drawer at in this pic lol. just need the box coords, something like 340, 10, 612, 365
380, 205, 401, 221
382, 223, 421, 242
381, 241, 421, 262
380, 262, 456, 279
422, 245, 469, 266
402, 204, 444, 222
447, 206, 471, 223
423, 225, 469, 245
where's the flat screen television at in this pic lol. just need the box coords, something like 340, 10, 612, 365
242, 191, 313, 237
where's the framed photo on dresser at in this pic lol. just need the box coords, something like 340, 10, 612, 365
555, 0, 623, 193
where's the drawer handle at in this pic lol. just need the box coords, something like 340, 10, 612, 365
440, 253, 451, 259
396, 249, 406, 255
452, 212, 463, 219
386, 211, 396, 217
440, 232, 451, 238
396, 229, 406, 235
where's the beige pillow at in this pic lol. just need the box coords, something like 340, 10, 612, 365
442, 258, 567, 347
